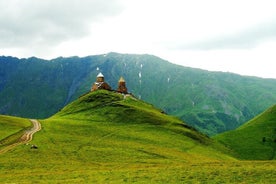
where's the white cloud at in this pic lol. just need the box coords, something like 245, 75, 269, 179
0, 0, 123, 47
174, 20, 276, 50
1, 0, 276, 78
159, 41, 276, 79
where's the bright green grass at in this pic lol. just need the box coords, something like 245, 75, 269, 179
0, 91, 275, 183
214, 105, 276, 160
0, 115, 31, 146
2, 118, 275, 183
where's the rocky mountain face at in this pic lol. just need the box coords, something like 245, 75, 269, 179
1, 52, 276, 135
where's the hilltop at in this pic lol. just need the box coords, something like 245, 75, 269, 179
214, 105, 276, 160
1, 53, 276, 135
53, 90, 222, 153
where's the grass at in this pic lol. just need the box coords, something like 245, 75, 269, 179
0, 90, 276, 183
0, 115, 31, 147
214, 105, 276, 160
0, 159, 275, 183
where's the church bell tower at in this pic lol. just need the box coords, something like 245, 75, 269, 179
117, 76, 128, 94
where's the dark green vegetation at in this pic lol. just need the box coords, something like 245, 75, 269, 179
1, 53, 276, 135
0, 90, 275, 183
215, 105, 276, 160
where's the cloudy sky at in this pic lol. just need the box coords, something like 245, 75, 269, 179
1, 0, 276, 79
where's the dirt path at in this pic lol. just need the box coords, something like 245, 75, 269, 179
0, 119, 41, 154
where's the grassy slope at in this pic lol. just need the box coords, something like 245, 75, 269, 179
49, 90, 232, 163
0, 115, 31, 147
0, 90, 275, 183
214, 105, 276, 160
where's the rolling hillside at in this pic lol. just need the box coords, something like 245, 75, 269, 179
1, 90, 276, 183
0, 90, 232, 183
214, 105, 276, 160
1, 53, 276, 135
50, 89, 229, 161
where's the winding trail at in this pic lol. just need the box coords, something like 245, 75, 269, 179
0, 119, 41, 154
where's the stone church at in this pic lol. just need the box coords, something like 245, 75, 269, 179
91, 72, 128, 94
91, 72, 111, 91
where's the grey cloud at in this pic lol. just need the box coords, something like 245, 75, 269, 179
0, 0, 123, 47
179, 20, 276, 50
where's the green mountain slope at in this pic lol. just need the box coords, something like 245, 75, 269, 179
1, 91, 276, 183
214, 105, 276, 160
1, 53, 276, 135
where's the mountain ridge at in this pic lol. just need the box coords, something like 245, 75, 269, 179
1, 52, 276, 135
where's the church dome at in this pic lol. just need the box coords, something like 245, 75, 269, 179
97, 72, 104, 78
118, 76, 125, 82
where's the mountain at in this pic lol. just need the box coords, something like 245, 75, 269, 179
1, 53, 276, 135
214, 105, 276, 160
1, 90, 246, 183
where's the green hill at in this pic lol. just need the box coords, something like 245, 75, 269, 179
1, 53, 276, 136
214, 105, 276, 160
1, 90, 276, 183
48, 90, 231, 162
